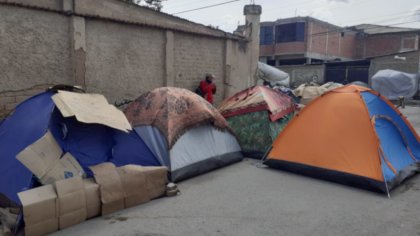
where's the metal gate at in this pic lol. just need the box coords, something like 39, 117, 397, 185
325, 60, 370, 84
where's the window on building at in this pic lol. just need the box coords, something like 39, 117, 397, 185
275, 22, 305, 43
278, 58, 307, 65
267, 59, 276, 66
260, 26, 274, 45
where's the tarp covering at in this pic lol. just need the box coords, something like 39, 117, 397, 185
371, 69, 419, 100
124, 87, 231, 148
293, 82, 343, 105
218, 85, 295, 121
265, 85, 419, 193
257, 62, 290, 87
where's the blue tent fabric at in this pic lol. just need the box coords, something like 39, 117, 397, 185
361, 92, 420, 158
49, 111, 115, 177
361, 92, 420, 184
0, 91, 158, 205
111, 130, 160, 167
0, 92, 55, 205
375, 118, 417, 181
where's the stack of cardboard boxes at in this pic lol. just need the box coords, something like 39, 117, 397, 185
15, 128, 168, 236
18, 164, 168, 236
16, 131, 85, 185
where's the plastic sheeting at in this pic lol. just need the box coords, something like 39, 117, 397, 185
257, 62, 290, 87
371, 69, 419, 100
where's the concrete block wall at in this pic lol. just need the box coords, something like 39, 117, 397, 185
369, 51, 420, 79
173, 32, 225, 104
278, 64, 325, 88
0, 5, 73, 117
85, 19, 166, 104
0, 0, 258, 118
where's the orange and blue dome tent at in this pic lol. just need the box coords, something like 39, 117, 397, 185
264, 85, 420, 194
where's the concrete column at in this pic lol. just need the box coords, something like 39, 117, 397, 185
244, 4, 262, 86
165, 30, 174, 86
70, 16, 86, 88
62, 0, 74, 14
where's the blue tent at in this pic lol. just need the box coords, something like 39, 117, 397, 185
0, 91, 158, 205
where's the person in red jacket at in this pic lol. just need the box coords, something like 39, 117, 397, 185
199, 73, 217, 104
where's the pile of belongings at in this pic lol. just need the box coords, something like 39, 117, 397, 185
218, 85, 296, 158
0, 86, 170, 235
293, 82, 343, 105
256, 62, 290, 87
264, 85, 420, 194
123, 87, 243, 182
372, 69, 419, 100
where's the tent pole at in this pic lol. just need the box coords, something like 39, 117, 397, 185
260, 146, 273, 163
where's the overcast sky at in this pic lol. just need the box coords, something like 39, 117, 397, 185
161, 0, 420, 32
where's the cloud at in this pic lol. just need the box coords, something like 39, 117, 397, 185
300, 6, 333, 22
327, 0, 349, 3
401, 5, 420, 23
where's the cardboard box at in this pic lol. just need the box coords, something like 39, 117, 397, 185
117, 165, 150, 208
17, 185, 58, 236
40, 153, 85, 185
17, 131, 85, 185
52, 90, 132, 132
24, 218, 59, 236
16, 131, 62, 179
58, 208, 87, 230
141, 166, 168, 199
90, 163, 125, 215
55, 177, 87, 229
17, 185, 58, 225
83, 178, 101, 219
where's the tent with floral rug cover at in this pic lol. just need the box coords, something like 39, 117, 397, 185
218, 85, 295, 158
124, 87, 243, 182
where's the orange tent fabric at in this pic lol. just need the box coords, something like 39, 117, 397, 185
265, 85, 420, 193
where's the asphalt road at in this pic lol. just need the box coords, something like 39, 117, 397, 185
54, 106, 420, 236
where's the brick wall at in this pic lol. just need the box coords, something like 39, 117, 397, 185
260, 45, 274, 56
307, 21, 328, 55
0, 85, 52, 118
361, 33, 418, 58
340, 32, 357, 59
275, 42, 306, 55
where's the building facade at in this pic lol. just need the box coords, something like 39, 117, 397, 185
258, 17, 420, 67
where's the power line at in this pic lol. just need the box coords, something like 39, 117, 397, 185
164, 0, 210, 10
172, 0, 242, 15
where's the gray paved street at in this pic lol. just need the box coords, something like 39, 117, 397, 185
54, 106, 420, 236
